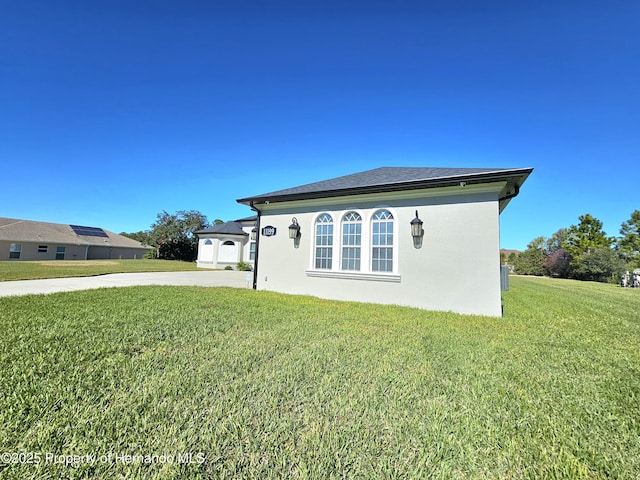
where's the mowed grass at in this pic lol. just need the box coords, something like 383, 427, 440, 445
0, 277, 638, 479
0, 259, 198, 281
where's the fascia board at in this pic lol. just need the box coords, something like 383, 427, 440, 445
196, 232, 248, 238
9, 238, 92, 246
237, 168, 532, 206
255, 182, 507, 212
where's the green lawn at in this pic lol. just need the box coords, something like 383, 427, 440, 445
0, 277, 638, 479
0, 259, 198, 281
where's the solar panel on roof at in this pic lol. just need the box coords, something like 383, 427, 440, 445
70, 225, 109, 237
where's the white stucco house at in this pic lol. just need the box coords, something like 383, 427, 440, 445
232, 166, 532, 317
195, 216, 257, 269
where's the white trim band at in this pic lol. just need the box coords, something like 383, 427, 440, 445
306, 270, 401, 283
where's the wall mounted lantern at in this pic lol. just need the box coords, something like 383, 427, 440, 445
288, 217, 301, 249
410, 210, 424, 249
251, 227, 257, 241
288, 217, 301, 240
410, 210, 423, 238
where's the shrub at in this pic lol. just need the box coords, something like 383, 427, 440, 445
513, 248, 545, 276
157, 239, 197, 262
236, 261, 253, 271
569, 248, 626, 283
543, 248, 571, 278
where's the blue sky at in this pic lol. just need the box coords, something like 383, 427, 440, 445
1, 1, 638, 250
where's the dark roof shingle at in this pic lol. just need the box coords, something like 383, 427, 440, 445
195, 221, 248, 236
0, 217, 150, 248
237, 166, 533, 209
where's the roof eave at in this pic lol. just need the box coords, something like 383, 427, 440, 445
237, 168, 533, 206
194, 229, 249, 236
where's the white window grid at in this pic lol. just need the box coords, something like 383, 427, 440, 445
314, 213, 334, 270
372, 209, 394, 272
309, 208, 397, 275
341, 211, 362, 271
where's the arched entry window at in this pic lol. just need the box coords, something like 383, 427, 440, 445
218, 240, 238, 263
199, 238, 215, 263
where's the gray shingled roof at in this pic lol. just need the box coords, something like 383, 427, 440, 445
195, 221, 249, 236
233, 215, 258, 223
237, 166, 533, 207
0, 217, 150, 248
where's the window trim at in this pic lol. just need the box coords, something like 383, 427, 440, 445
306, 270, 400, 282
313, 212, 334, 270
306, 207, 399, 279
9, 243, 22, 259
340, 211, 362, 271
371, 209, 395, 273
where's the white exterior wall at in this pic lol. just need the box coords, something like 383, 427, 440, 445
86, 246, 149, 260
196, 225, 255, 269
1, 241, 148, 261
197, 238, 217, 267
254, 183, 505, 317
0, 241, 89, 261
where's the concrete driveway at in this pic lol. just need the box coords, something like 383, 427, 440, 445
0, 271, 253, 297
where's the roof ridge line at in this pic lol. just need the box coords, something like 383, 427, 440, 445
0, 220, 25, 230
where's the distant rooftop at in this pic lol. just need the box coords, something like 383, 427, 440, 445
0, 217, 149, 248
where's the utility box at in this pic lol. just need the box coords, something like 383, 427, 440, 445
500, 265, 510, 291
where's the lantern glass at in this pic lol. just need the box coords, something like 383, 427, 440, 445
288, 218, 300, 239
410, 210, 423, 238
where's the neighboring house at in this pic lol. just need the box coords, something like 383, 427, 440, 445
235, 166, 532, 317
195, 216, 257, 269
0, 217, 151, 261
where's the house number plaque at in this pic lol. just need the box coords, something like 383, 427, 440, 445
261, 226, 277, 237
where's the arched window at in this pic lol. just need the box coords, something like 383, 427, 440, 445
218, 240, 238, 263
341, 211, 362, 270
372, 209, 394, 272
314, 213, 333, 269
204, 239, 213, 245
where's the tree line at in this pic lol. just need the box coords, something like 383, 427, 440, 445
122, 210, 222, 262
506, 210, 640, 283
